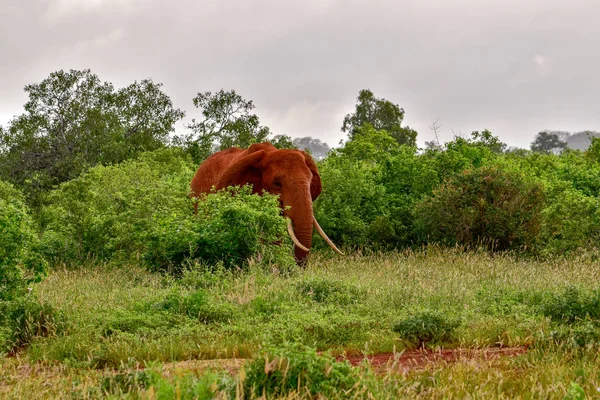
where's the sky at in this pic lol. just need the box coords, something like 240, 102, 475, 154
1, 0, 600, 149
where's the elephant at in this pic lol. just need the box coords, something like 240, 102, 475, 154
190, 142, 343, 266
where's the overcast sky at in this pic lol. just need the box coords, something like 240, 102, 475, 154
1, 0, 599, 149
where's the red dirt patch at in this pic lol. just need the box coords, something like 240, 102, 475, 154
336, 346, 528, 374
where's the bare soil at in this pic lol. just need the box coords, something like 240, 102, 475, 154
336, 346, 529, 374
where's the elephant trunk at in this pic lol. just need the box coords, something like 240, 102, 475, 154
285, 189, 314, 266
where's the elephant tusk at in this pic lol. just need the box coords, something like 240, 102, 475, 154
286, 217, 310, 252
313, 216, 345, 256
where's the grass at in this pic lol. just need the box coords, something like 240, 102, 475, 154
2, 246, 600, 398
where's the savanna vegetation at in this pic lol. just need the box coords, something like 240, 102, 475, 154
1, 69, 600, 399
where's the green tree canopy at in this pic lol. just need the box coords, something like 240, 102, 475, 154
0, 69, 184, 206
337, 124, 402, 162
270, 134, 296, 149
180, 89, 274, 162
341, 89, 417, 147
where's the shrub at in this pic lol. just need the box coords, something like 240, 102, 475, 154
150, 288, 237, 323
142, 185, 294, 272
101, 311, 181, 337
540, 185, 600, 256
0, 180, 47, 301
314, 156, 388, 248
143, 368, 233, 400
548, 321, 600, 350
414, 166, 545, 251
541, 286, 600, 324
297, 277, 364, 305
96, 364, 234, 399
240, 342, 363, 398
41, 148, 293, 271
40, 148, 195, 264
393, 310, 460, 347
0, 297, 62, 353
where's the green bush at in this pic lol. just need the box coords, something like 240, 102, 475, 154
393, 310, 460, 347
142, 368, 233, 400
0, 181, 54, 353
540, 185, 600, 256
541, 286, 600, 324
548, 321, 600, 350
0, 297, 62, 352
101, 310, 181, 337
314, 127, 510, 252
96, 364, 234, 399
41, 148, 293, 271
142, 184, 294, 271
151, 288, 237, 323
240, 342, 363, 398
314, 156, 388, 248
414, 166, 545, 251
0, 181, 47, 301
297, 277, 364, 305
40, 148, 195, 263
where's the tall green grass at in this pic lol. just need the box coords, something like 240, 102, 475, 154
2, 248, 600, 398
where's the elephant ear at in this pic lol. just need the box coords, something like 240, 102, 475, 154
302, 151, 322, 201
216, 150, 266, 193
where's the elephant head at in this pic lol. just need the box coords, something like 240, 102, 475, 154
207, 143, 343, 266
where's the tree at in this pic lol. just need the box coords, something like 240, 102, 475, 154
0, 69, 184, 206
424, 118, 443, 151
337, 124, 401, 162
341, 89, 417, 147
530, 130, 568, 154
181, 89, 272, 162
470, 129, 507, 154
113, 79, 186, 154
270, 134, 296, 149
292, 137, 331, 160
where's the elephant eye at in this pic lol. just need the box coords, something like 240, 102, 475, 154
273, 180, 282, 188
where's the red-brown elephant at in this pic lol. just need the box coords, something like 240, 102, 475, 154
190, 142, 343, 266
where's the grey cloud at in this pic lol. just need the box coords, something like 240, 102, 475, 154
2, 0, 600, 149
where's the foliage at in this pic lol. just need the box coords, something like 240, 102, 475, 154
341, 88, 418, 147
297, 277, 363, 305
548, 321, 600, 350
143, 184, 294, 272
150, 288, 237, 323
179, 89, 275, 163
270, 134, 296, 149
98, 363, 234, 399
240, 342, 363, 399
0, 297, 62, 353
584, 136, 600, 163
468, 129, 508, 153
0, 181, 47, 302
393, 310, 460, 347
541, 286, 600, 324
0, 69, 184, 207
314, 126, 401, 248
540, 186, 600, 256
40, 148, 293, 271
414, 166, 545, 251
40, 148, 195, 264
314, 155, 388, 248
337, 123, 403, 161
